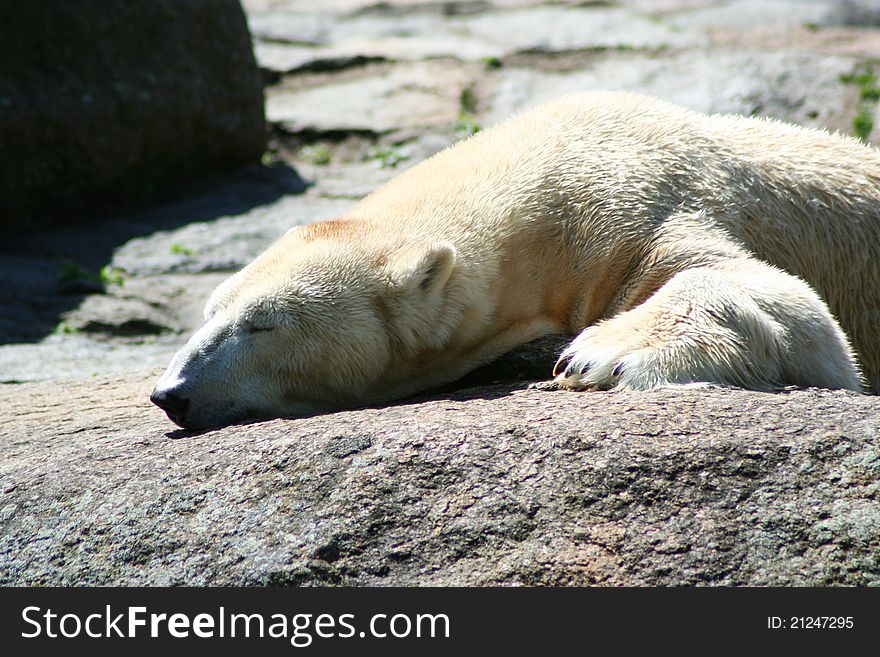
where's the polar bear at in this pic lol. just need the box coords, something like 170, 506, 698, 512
151, 91, 880, 429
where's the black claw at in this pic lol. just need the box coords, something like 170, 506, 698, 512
576, 361, 594, 375
553, 353, 573, 377
611, 362, 625, 377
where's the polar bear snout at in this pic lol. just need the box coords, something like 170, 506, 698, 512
150, 387, 190, 426
150, 318, 246, 429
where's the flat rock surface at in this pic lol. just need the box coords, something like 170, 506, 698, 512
480, 49, 861, 134
2, 0, 879, 585
1, 372, 878, 586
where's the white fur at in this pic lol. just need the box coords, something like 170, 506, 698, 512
153, 91, 879, 428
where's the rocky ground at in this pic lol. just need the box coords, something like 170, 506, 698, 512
2, 372, 879, 586
1, 0, 879, 585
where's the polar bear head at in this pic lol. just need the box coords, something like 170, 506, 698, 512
150, 221, 459, 429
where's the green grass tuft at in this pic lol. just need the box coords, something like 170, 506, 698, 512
366, 144, 410, 169
853, 104, 875, 142
300, 144, 332, 166
454, 113, 481, 138
53, 321, 79, 335
459, 87, 478, 115
840, 61, 880, 142
58, 259, 126, 289
99, 266, 125, 287
170, 243, 195, 257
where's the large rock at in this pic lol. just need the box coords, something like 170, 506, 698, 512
0, 1, 266, 228
1, 365, 877, 586
481, 49, 861, 137
267, 61, 479, 136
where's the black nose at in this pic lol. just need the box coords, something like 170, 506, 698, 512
150, 388, 190, 422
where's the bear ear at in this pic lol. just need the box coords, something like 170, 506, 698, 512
385, 242, 457, 294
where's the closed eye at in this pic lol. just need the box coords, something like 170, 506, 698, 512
243, 322, 275, 334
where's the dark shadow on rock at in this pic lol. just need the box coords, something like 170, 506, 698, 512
165, 428, 213, 441
438, 334, 570, 390
163, 405, 313, 439
0, 163, 306, 344
405, 380, 533, 406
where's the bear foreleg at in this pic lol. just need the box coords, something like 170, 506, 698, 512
548, 259, 863, 392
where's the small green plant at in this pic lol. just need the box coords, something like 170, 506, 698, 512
454, 85, 481, 138
861, 86, 880, 102
367, 144, 410, 169
53, 321, 79, 335
481, 56, 502, 70
170, 243, 195, 256
454, 113, 481, 138
803, 21, 820, 32
459, 87, 478, 115
99, 266, 126, 287
853, 104, 874, 142
839, 65, 879, 93
300, 144, 332, 166
840, 61, 880, 142
58, 259, 125, 290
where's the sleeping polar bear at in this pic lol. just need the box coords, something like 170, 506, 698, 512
152, 91, 880, 429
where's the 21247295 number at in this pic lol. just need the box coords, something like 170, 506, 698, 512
768, 617, 854, 629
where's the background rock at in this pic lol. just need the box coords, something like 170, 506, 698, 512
0, 0, 266, 228
829, 0, 880, 26
267, 60, 480, 136
480, 49, 861, 134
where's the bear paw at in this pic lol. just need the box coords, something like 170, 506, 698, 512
547, 324, 655, 391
